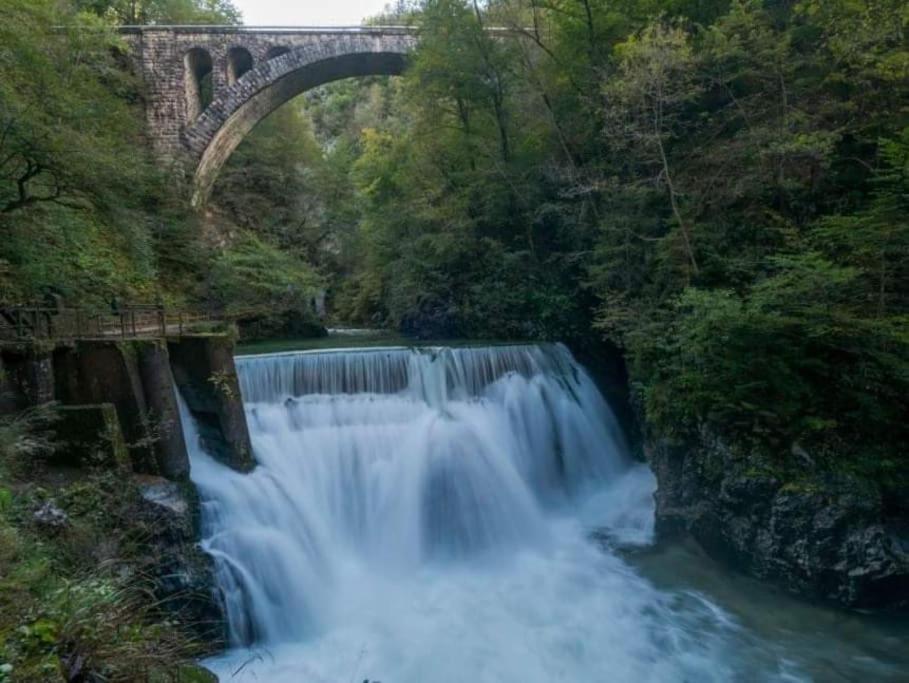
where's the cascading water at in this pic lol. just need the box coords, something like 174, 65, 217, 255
181, 344, 807, 682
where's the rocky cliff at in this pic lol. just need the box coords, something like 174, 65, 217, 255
648, 431, 909, 610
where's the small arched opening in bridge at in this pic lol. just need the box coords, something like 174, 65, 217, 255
187, 37, 414, 207
265, 46, 291, 61
227, 47, 254, 85
184, 48, 214, 123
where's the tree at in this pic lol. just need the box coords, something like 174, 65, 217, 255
0, 0, 148, 215
603, 21, 703, 281
76, 0, 241, 24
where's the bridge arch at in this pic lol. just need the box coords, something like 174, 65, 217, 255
184, 47, 213, 123
183, 34, 416, 207
227, 47, 254, 84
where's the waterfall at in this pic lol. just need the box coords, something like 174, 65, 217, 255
180, 344, 781, 682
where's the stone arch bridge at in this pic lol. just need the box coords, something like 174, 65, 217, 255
121, 27, 418, 206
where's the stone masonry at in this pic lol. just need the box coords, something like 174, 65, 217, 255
120, 27, 417, 206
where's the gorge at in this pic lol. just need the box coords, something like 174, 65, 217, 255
1, 0, 907, 679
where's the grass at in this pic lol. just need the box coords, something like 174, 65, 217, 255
0, 408, 215, 682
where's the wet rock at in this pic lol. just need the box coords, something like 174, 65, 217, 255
648, 432, 909, 611
135, 475, 226, 647
176, 664, 219, 682
139, 476, 189, 516
33, 500, 69, 531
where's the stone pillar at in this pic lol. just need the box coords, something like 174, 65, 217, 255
137, 341, 190, 481
168, 334, 254, 472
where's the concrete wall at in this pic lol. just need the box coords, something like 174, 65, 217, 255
168, 334, 255, 472
2, 335, 255, 478
0, 346, 55, 413
53, 404, 130, 469
53, 340, 189, 479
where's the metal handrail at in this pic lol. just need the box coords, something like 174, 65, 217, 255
114, 24, 520, 34
0, 303, 273, 342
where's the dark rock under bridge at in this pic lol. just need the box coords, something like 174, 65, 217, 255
121, 26, 418, 206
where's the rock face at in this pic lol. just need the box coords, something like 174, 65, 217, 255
135, 475, 226, 647
648, 432, 909, 610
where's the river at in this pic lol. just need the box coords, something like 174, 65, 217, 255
179, 342, 909, 682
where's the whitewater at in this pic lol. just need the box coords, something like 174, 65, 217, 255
181, 344, 807, 682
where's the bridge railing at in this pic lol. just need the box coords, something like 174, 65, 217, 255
115, 24, 520, 35
0, 304, 236, 343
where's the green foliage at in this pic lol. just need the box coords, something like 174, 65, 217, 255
0, 0, 247, 306
208, 235, 323, 315
0, 0, 905, 478
583, 0, 909, 460
0, 0, 148, 216
0, 414, 204, 681
631, 255, 908, 447
275, 0, 907, 467
76, 0, 241, 24
0, 0, 220, 305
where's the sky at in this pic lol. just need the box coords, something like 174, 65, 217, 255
232, 0, 394, 27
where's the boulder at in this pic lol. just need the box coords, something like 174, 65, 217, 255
32, 500, 69, 532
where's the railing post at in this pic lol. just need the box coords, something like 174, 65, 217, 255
76, 309, 83, 339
